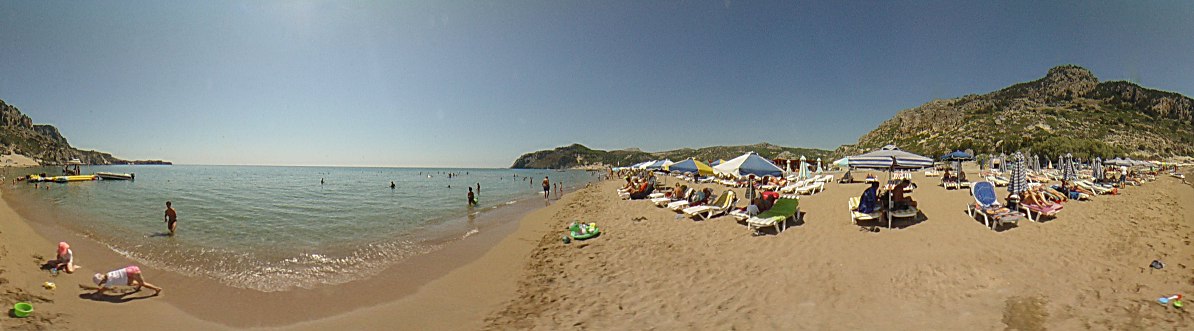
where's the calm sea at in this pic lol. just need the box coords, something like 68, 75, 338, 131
2, 165, 599, 291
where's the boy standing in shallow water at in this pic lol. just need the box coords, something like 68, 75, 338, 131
164, 201, 178, 236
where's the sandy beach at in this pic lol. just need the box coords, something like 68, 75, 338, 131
3, 169, 1193, 330
485, 170, 1194, 330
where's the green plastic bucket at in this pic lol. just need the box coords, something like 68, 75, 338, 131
13, 302, 33, 317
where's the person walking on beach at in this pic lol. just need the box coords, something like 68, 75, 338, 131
467, 187, 477, 206
542, 176, 551, 199
91, 265, 162, 296
164, 201, 178, 236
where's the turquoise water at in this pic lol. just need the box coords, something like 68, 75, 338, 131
3, 165, 598, 291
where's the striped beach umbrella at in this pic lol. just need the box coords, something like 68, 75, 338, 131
1062, 153, 1078, 182
1008, 152, 1028, 195
846, 145, 934, 170
1092, 157, 1104, 181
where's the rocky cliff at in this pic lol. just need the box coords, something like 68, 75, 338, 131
840, 65, 1194, 159
0, 98, 170, 165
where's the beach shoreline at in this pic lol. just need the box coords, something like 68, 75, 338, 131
0, 175, 603, 330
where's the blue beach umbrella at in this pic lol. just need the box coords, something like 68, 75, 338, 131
712, 152, 784, 178
941, 151, 974, 161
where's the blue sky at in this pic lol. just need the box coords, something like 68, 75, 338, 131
2, 1, 1192, 167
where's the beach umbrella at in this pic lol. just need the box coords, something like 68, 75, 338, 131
1033, 154, 1041, 173
816, 158, 823, 174
846, 145, 935, 170
941, 151, 974, 174
645, 159, 673, 170
798, 155, 809, 179
1062, 153, 1078, 183
710, 159, 724, 167
668, 158, 714, 176
941, 151, 974, 161
1092, 157, 1104, 180
832, 157, 849, 168
1008, 152, 1028, 196
712, 152, 784, 178
846, 145, 934, 228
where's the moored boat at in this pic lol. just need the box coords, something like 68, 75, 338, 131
97, 172, 135, 180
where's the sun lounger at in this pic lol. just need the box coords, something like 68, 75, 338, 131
682, 191, 737, 220
1076, 180, 1115, 195
848, 197, 881, 225
967, 181, 1024, 230
729, 208, 752, 221
779, 179, 812, 193
986, 176, 1009, 187
653, 188, 692, 207
796, 181, 824, 195
1020, 199, 1063, 222
745, 198, 799, 235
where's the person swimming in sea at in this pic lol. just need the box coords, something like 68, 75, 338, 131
468, 187, 477, 205
390, 181, 396, 189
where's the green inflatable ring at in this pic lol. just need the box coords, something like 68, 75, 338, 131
570, 227, 600, 240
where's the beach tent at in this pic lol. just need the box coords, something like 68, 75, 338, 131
668, 158, 714, 176
846, 145, 935, 170
713, 152, 784, 178
1008, 152, 1028, 196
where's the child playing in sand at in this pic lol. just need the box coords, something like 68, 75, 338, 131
50, 241, 78, 273
92, 265, 162, 296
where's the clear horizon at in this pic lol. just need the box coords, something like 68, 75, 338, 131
2, 1, 1192, 167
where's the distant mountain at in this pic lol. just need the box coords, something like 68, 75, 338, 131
838, 65, 1194, 159
511, 143, 832, 169
0, 98, 171, 165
